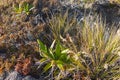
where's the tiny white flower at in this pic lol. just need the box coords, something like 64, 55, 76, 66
74, 54, 79, 60
104, 64, 108, 69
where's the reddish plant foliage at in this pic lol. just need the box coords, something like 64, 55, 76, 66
14, 57, 32, 75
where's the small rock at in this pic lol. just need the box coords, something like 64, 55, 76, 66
22, 75, 38, 80
5, 71, 23, 80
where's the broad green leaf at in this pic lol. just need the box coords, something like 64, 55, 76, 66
37, 39, 54, 59
59, 54, 66, 60
54, 41, 61, 59
37, 39, 47, 52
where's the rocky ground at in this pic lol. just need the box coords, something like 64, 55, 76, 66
0, 0, 120, 80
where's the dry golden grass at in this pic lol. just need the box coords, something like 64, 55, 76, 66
109, 0, 120, 3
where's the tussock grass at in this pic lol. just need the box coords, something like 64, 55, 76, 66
45, 12, 120, 79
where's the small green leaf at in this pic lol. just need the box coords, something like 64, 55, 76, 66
48, 49, 55, 59
56, 61, 64, 71
44, 63, 52, 72
57, 64, 64, 71
40, 58, 47, 63
37, 39, 47, 52
61, 49, 69, 54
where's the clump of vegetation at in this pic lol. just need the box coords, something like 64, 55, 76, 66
37, 12, 120, 79
37, 39, 74, 79
13, 2, 34, 15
